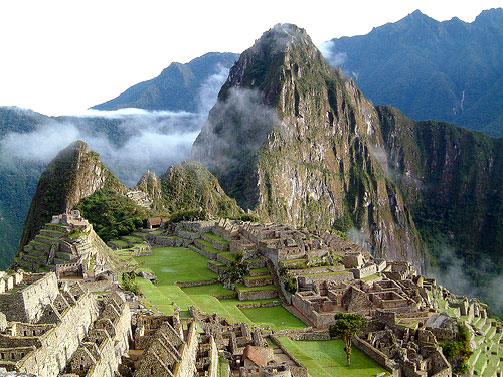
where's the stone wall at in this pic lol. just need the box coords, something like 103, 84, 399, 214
0, 273, 59, 323
173, 321, 198, 377
85, 296, 132, 377
16, 292, 99, 377
287, 332, 331, 341
297, 271, 353, 287
237, 289, 278, 301
352, 336, 400, 377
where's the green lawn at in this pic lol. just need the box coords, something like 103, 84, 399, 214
134, 247, 218, 284
131, 245, 309, 332
182, 284, 235, 297
203, 232, 231, 244
240, 306, 307, 331
111, 239, 129, 247
278, 337, 389, 377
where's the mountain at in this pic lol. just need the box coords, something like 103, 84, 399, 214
193, 24, 424, 269
192, 23, 503, 313
378, 106, 503, 306
92, 52, 239, 112
159, 161, 242, 217
0, 108, 50, 269
322, 8, 503, 136
17, 141, 242, 255
17, 140, 127, 252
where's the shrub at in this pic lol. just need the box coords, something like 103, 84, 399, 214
121, 271, 139, 295
168, 209, 208, 223
284, 276, 297, 294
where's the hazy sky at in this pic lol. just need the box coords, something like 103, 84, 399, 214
0, 0, 501, 116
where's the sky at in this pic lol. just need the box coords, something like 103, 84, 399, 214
0, 0, 501, 116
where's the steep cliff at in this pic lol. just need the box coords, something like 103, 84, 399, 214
192, 24, 423, 268
17, 141, 122, 252
378, 106, 503, 288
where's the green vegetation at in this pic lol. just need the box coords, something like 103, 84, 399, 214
239, 306, 306, 330
440, 323, 473, 374
218, 251, 248, 289
77, 188, 149, 242
329, 313, 368, 366
160, 161, 242, 218
121, 271, 139, 295
118, 244, 303, 330
278, 337, 388, 377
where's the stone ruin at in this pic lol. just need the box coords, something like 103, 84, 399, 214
189, 307, 304, 377
15, 210, 118, 281
118, 311, 216, 377
0, 269, 131, 377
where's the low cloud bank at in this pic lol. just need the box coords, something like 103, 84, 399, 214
0, 65, 230, 187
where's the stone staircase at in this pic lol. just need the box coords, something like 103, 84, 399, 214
16, 224, 69, 271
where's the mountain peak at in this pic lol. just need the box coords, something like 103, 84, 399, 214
474, 8, 503, 28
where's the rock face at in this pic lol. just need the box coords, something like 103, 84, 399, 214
17, 141, 124, 253
159, 161, 242, 218
192, 24, 423, 269
378, 106, 503, 278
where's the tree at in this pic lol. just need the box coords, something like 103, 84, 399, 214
329, 312, 368, 366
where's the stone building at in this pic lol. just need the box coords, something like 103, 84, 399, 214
0, 270, 131, 377
118, 312, 218, 377
15, 211, 119, 280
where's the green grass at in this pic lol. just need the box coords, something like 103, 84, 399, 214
361, 272, 381, 281
123, 235, 144, 243
218, 251, 237, 261
111, 239, 128, 247
203, 232, 231, 244
282, 258, 307, 264
195, 238, 223, 253
149, 229, 163, 235
240, 306, 306, 330
131, 246, 310, 332
278, 337, 389, 377
217, 355, 230, 377
182, 284, 235, 297
244, 274, 272, 280
235, 284, 277, 292
134, 247, 218, 284
249, 267, 270, 274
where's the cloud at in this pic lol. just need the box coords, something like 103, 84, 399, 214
192, 86, 279, 171
428, 244, 503, 315
319, 40, 347, 67
0, 62, 228, 187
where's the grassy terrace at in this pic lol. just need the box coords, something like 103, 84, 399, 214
196, 238, 223, 253
235, 284, 277, 292
119, 245, 305, 331
111, 239, 129, 247
278, 337, 389, 377
361, 272, 382, 281
203, 232, 231, 244
244, 274, 272, 280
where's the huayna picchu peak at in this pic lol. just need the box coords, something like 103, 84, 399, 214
193, 23, 424, 271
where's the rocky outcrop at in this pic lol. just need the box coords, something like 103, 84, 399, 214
133, 170, 163, 208
160, 161, 242, 218
192, 24, 423, 269
17, 141, 124, 253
